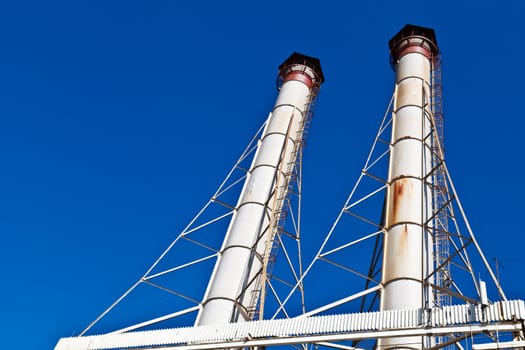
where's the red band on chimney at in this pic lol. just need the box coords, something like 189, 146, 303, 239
396, 45, 433, 61
283, 71, 314, 88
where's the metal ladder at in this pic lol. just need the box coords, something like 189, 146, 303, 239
430, 55, 452, 309
246, 93, 316, 320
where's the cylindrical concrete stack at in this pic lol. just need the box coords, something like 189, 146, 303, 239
379, 24, 439, 350
196, 53, 324, 326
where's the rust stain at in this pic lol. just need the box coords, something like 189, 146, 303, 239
385, 224, 410, 280
392, 179, 406, 224
390, 178, 415, 225
400, 223, 409, 253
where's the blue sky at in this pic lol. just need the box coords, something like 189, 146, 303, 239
1, 1, 524, 349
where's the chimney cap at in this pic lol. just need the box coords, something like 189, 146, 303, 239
389, 24, 438, 62
279, 52, 325, 84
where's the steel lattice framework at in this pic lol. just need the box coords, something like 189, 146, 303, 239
55, 25, 523, 350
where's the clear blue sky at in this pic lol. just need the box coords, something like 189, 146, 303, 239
1, 1, 524, 349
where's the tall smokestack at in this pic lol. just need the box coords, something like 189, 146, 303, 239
196, 53, 324, 326
379, 24, 438, 350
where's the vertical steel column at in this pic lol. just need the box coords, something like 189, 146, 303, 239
196, 53, 323, 326
379, 25, 439, 350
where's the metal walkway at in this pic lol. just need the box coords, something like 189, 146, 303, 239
55, 300, 525, 350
